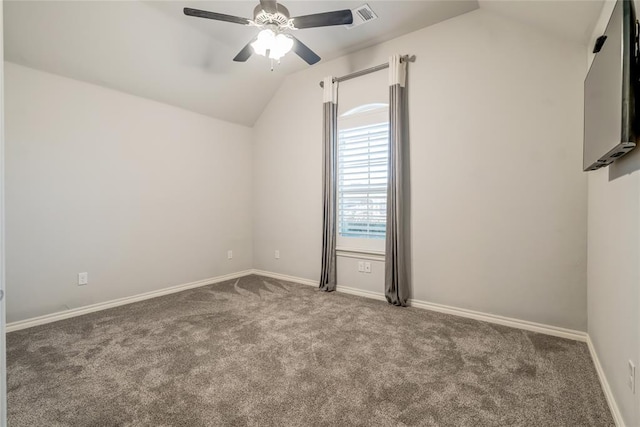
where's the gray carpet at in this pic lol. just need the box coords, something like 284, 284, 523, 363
7, 274, 612, 426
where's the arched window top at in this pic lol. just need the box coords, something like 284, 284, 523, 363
340, 103, 389, 118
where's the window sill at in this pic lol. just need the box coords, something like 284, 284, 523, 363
336, 247, 385, 261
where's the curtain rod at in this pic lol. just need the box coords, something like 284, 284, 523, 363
319, 55, 416, 88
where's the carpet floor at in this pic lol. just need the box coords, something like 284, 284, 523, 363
7, 274, 612, 426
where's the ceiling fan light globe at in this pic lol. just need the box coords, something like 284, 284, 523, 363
268, 34, 294, 60
251, 29, 276, 57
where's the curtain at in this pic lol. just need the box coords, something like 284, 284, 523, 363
319, 76, 338, 292
385, 55, 410, 306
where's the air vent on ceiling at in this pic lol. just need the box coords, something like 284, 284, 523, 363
345, 4, 378, 29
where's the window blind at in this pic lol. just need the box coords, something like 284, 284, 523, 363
338, 122, 389, 239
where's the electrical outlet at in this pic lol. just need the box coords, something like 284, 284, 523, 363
629, 360, 636, 393
358, 261, 364, 272
275, 250, 280, 259
364, 262, 371, 273
227, 250, 233, 260
78, 272, 88, 286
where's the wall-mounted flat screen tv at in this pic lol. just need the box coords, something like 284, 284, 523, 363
583, 0, 638, 171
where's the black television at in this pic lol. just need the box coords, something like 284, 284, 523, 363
583, 0, 638, 171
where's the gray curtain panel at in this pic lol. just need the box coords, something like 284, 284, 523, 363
385, 56, 410, 306
319, 77, 338, 292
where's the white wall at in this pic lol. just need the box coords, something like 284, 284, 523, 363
253, 8, 588, 331
4, 62, 253, 323
586, 1, 640, 425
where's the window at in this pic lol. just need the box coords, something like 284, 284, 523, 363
337, 104, 389, 252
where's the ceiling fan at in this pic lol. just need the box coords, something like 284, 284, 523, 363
184, 0, 353, 68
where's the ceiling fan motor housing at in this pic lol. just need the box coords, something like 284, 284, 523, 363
253, 4, 291, 26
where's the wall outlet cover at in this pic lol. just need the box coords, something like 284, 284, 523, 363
78, 272, 88, 286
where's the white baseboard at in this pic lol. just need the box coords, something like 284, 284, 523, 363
250, 270, 385, 304
408, 299, 587, 342
6, 270, 253, 333
250, 269, 318, 287
251, 270, 386, 303
6, 268, 589, 342
587, 336, 625, 427
336, 285, 388, 302
250, 269, 587, 342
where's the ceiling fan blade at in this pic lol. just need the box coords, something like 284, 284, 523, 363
290, 36, 321, 65
183, 8, 250, 26
259, 0, 278, 14
292, 10, 353, 29
233, 37, 257, 62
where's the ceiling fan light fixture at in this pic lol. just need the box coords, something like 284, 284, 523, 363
251, 29, 293, 61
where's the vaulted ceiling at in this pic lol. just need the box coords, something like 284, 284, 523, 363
4, 1, 604, 127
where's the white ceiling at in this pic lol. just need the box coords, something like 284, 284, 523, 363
4, 1, 603, 127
